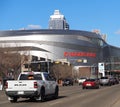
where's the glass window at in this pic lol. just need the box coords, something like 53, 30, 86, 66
19, 74, 42, 80
101, 77, 108, 79
44, 73, 53, 81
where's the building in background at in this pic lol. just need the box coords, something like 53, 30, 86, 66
49, 10, 69, 30
92, 29, 107, 42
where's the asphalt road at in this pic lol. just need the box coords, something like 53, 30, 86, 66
1, 84, 120, 107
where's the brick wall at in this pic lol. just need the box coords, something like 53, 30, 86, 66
79, 67, 91, 78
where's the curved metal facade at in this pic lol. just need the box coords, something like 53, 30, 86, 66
0, 29, 119, 66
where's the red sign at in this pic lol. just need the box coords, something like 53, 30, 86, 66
64, 52, 96, 57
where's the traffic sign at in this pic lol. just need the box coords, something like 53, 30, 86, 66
98, 62, 105, 76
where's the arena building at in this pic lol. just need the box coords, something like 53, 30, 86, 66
0, 29, 105, 64
0, 29, 120, 78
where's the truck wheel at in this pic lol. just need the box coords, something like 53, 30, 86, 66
10, 97, 17, 103
29, 97, 36, 101
54, 87, 59, 99
40, 88, 45, 102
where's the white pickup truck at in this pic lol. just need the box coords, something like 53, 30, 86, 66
5, 71, 59, 103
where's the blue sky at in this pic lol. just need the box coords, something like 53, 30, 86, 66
0, 0, 120, 47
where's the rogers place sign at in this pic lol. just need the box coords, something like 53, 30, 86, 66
64, 52, 96, 57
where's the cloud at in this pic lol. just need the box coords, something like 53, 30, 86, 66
19, 24, 42, 30
27, 24, 42, 29
115, 29, 120, 35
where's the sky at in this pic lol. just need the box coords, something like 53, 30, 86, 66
0, 0, 120, 47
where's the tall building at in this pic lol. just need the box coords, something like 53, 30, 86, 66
49, 10, 69, 30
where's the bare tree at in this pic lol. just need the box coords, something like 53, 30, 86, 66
51, 63, 72, 81
0, 43, 30, 79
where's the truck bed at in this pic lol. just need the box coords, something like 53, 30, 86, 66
6, 80, 38, 91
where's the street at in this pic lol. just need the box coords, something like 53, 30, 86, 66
1, 84, 120, 107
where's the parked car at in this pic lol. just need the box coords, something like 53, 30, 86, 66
109, 77, 116, 85
77, 77, 87, 85
62, 78, 74, 86
109, 77, 120, 85
99, 76, 112, 86
82, 78, 100, 89
114, 77, 119, 84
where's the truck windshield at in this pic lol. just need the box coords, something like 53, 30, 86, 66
101, 77, 108, 79
19, 74, 42, 80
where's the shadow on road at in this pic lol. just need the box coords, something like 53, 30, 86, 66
17, 96, 67, 103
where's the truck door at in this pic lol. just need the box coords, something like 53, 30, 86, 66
44, 73, 52, 94
44, 73, 54, 94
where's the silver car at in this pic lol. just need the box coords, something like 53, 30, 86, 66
100, 77, 112, 86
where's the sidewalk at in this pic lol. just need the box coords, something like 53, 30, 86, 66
111, 99, 120, 107
0, 90, 8, 101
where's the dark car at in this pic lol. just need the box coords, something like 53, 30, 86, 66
82, 78, 100, 89
114, 77, 119, 84
62, 78, 74, 86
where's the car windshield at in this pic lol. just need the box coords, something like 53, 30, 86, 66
85, 79, 95, 81
80, 77, 86, 79
101, 77, 108, 79
64, 78, 72, 81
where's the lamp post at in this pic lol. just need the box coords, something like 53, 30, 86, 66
45, 54, 50, 73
